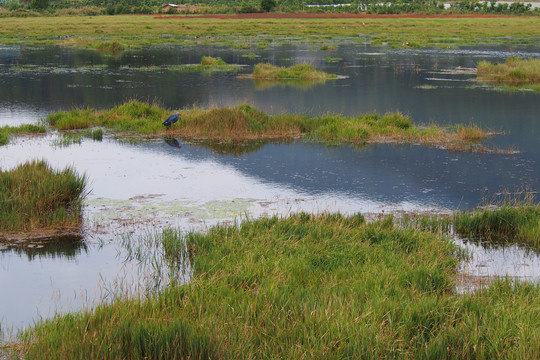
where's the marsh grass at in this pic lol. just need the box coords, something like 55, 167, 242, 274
169, 56, 241, 73
251, 62, 337, 80
0, 160, 88, 236
0, 123, 47, 146
477, 57, 540, 91
17, 213, 540, 359
1, 16, 540, 49
46, 101, 494, 152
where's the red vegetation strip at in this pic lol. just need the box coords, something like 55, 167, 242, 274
155, 13, 514, 20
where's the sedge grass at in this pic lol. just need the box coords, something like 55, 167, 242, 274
0, 160, 88, 237
16, 213, 540, 358
477, 57, 540, 91
46, 101, 496, 152
454, 201, 540, 250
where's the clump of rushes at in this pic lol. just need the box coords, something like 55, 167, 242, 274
454, 201, 540, 249
200, 56, 227, 66
477, 57, 540, 90
0, 124, 47, 146
251, 63, 338, 80
46, 101, 495, 152
0, 160, 88, 237
18, 213, 540, 358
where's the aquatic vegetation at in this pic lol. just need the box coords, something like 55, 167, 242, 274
250, 62, 337, 81
0, 160, 88, 237
477, 57, 540, 91
17, 213, 540, 358
0, 124, 46, 146
324, 56, 342, 62
46, 101, 496, 152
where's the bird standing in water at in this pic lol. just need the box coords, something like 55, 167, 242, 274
162, 111, 181, 127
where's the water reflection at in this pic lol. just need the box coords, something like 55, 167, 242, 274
0, 237, 86, 261
164, 136, 182, 149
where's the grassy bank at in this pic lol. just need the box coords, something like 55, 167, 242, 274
46, 101, 496, 152
14, 213, 540, 358
0, 124, 46, 146
250, 63, 337, 80
477, 57, 540, 91
0, 160, 88, 237
0, 16, 539, 48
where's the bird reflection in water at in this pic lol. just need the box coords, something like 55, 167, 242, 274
164, 136, 182, 149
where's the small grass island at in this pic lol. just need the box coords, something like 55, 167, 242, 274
0, 160, 88, 240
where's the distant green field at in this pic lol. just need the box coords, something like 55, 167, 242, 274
0, 15, 539, 48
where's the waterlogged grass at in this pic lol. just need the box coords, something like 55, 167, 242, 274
454, 203, 540, 250
0, 124, 47, 146
250, 63, 338, 81
1, 16, 539, 49
477, 57, 540, 91
169, 56, 242, 73
46, 101, 495, 152
16, 213, 540, 358
0, 160, 87, 237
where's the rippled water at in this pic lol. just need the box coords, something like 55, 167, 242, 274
1, 43, 539, 338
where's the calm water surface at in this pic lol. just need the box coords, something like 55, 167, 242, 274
1, 43, 539, 338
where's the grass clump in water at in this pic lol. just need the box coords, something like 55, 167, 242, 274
169, 56, 241, 73
477, 57, 540, 91
17, 213, 540, 358
454, 199, 540, 250
251, 62, 338, 81
0, 124, 47, 146
0, 160, 87, 237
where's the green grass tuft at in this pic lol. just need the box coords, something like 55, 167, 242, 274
0, 160, 88, 236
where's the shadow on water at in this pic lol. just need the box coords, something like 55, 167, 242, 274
0, 236, 87, 260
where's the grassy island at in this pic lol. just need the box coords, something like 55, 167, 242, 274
46, 101, 496, 152
0, 161, 88, 239
250, 63, 337, 81
13, 212, 540, 358
477, 58, 540, 91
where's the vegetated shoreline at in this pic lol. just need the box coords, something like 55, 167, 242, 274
45, 101, 509, 154
8, 207, 540, 358
477, 57, 540, 91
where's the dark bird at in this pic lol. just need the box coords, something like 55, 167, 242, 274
162, 111, 181, 127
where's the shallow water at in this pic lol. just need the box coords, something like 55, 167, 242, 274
1, 43, 539, 338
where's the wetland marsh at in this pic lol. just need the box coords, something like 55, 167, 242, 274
1, 28, 539, 357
